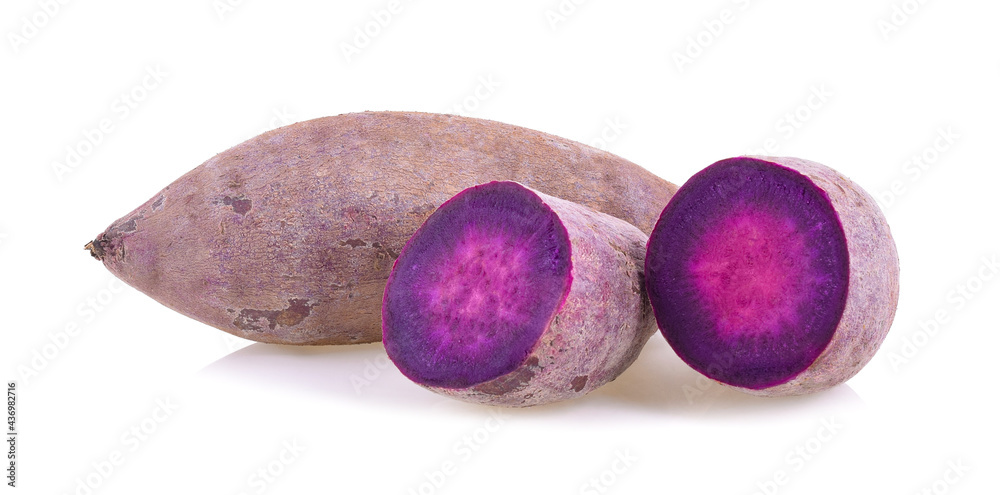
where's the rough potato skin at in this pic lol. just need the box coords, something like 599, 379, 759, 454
736, 156, 900, 396
87, 112, 676, 345
419, 185, 657, 407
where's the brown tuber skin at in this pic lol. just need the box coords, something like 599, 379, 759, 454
87, 111, 677, 345
744, 156, 900, 396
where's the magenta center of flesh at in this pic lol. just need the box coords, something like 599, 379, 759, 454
645, 157, 850, 389
383, 182, 572, 389
689, 207, 815, 338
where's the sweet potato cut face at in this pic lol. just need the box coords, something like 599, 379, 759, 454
645, 156, 899, 396
384, 182, 656, 406
383, 182, 572, 389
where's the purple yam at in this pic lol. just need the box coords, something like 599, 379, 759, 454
383, 181, 656, 407
645, 156, 900, 396
86, 112, 677, 345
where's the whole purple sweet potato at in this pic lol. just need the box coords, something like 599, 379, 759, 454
645, 156, 899, 396
87, 112, 677, 345
383, 181, 656, 407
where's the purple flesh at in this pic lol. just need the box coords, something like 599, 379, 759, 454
383, 182, 572, 389
645, 157, 850, 389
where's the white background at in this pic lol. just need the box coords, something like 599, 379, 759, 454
2, 0, 998, 494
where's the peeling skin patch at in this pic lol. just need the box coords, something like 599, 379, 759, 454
114, 216, 139, 234
473, 357, 541, 396
371, 242, 399, 260
570, 375, 588, 392
340, 238, 367, 248
232, 298, 317, 332
151, 195, 165, 211
220, 195, 252, 215
408, 203, 437, 217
